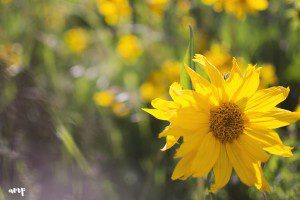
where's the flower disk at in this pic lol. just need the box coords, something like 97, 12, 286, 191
210, 103, 245, 143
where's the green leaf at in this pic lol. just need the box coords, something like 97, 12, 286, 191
180, 26, 195, 90
57, 125, 91, 173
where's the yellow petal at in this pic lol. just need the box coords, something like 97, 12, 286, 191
263, 145, 293, 158
184, 64, 211, 95
245, 125, 293, 157
243, 87, 290, 113
260, 176, 271, 193
237, 134, 270, 162
175, 131, 207, 158
247, 107, 300, 129
159, 126, 183, 138
255, 163, 270, 192
209, 145, 232, 192
172, 154, 194, 180
193, 54, 227, 101
226, 141, 262, 187
151, 98, 178, 111
232, 66, 261, 102
161, 135, 180, 151
169, 82, 195, 107
171, 107, 210, 130
142, 108, 176, 121
192, 133, 221, 177
227, 58, 243, 82
226, 58, 244, 100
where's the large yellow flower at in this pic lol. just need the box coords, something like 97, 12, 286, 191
143, 54, 300, 192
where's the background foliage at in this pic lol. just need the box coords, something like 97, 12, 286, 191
0, 0, 299, 199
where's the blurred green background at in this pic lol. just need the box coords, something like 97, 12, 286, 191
0, 0, 299, 199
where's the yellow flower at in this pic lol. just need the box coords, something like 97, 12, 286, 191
204, 43, 232, 75
0, 43, 22, 68
112, 102, 130, 117
181, 16, 196, 30
147, 0, 169, 16
259, 64, 278, 88
140, 60, 181, 101
64, 28, 88, 54
202, 0, 268, 19
1, 0, 13, 4
140, 82, 157, 101
94, 91, 115, 107
143, 54, 300, 192
202, 0, 224, 12
96, 0, 132, 25
117, 35, 142, 62
177, 0, 192, 13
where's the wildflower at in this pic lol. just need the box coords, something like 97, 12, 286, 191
112, 102, 130, 117
0, 43, 22, 68
177, 0, 192, 13
140, 60, 181, 101
181, 16, 196, 29
143, 54, 300, 192
94, 91, 115, 107
204, 44, 232, 75
94, 90, 131, 117
202, 0, 268, 19
117, 34, 142, 62
1, 0, 13, 4
96, 0, 132, 26
64, 28, 88, 54
259, 64, 278, 88
147, 0, 169, 16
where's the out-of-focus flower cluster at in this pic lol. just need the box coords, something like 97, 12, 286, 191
202, 0, 269, 19
96, 0, 132, 26
94, 89, 131, 117
140, 60, 181, 101
0, 43, 23, 76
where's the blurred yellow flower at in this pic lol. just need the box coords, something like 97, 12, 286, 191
181, 16, 196, 29
259, 64, 278, 88
202, 0, 268, 19
140, 82, 156, 101
112, 102, 130, 117
117, 34, 142, 62
94, 91, 115, 107
96, 0, 132, 25
1, 0, 13, 4
177, 0, 192, 13
0, 43, 22, 68
296, 103, 300, 112
0, 43, 23, 76
204, 43, 232, 75
140, 60, 181, 101
64, 28, 89, 54
147, 0, 169, 16
44, 4, 68, 30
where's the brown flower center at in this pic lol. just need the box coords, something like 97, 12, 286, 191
209, 102, 245, 143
